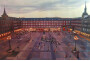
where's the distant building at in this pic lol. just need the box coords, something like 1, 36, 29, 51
20, 18, 81, 31
82, 2, 90, 34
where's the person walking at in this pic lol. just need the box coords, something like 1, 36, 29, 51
54, 48, 56, 53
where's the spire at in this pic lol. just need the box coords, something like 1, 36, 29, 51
3, 6, 7, 15
84, 1, 87, 13
82, 0, 88, 18
1, 6, 8, 19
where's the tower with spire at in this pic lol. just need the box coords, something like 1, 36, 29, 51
82, 1, 88, 18
1, 7, 8, 20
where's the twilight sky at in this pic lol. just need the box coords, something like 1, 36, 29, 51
0, 0, 90, 18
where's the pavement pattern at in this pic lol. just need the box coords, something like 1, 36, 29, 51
0, 31, 90, 60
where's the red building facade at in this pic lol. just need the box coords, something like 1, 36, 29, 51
21, 18, 82, 31
0, 8, 82, 37
0, 8, 22, 38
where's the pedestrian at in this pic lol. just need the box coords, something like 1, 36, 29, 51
56, 45, 57, 48
54, 49, 56, 53
65, 52, 68, 58
48, 47, 49, 51
39, 42, 40, 45
58, 43, 61, 45
57, 42, 58, 45
39, 46, 40, 49
43, 44, 45, 46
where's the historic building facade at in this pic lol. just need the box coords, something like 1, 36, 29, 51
82, 16, 90, 34
82, 2, 90, 34
0, 2, 90, 38
0, 8, 22, 38
21, 18, 81, 31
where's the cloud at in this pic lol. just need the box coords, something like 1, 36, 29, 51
0, 0, 90, 18
0, 0, 84, 11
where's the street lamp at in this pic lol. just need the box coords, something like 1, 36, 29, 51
7, 36, 12, 50
73, 36, 79, 53
30, 31, 31, 39
69, 29, 72, 39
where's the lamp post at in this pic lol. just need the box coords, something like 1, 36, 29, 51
69, 29, 72, 39
7, 36, 12, 50
73, 35, 79, 53
73, 35, 80, 59
30, 31, 31, 39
